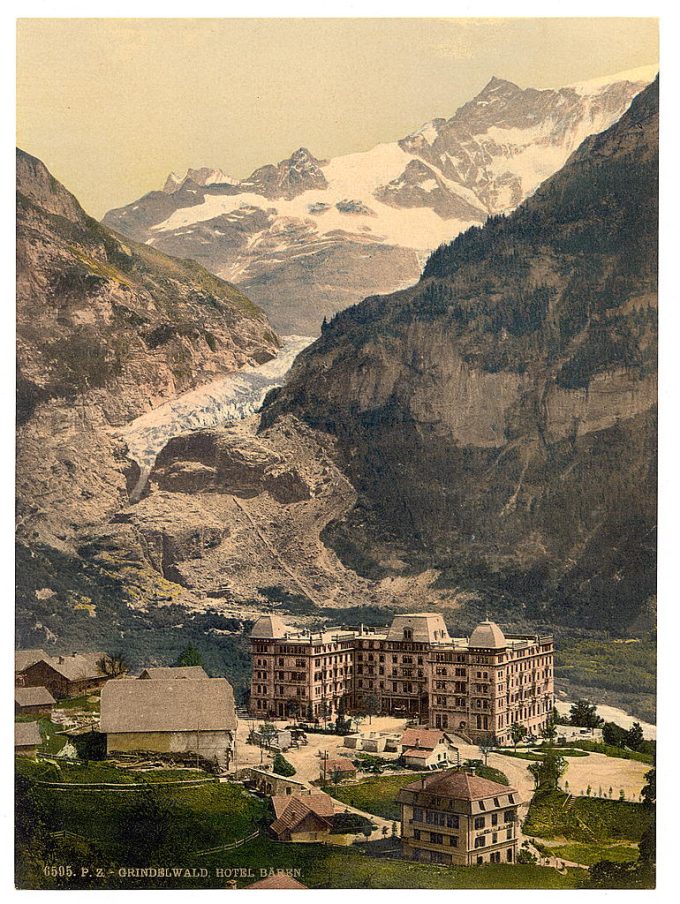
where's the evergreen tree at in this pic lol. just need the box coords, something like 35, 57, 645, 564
626, 722, 645, 751
569, 700, 603, 728
176, 644, 203, 668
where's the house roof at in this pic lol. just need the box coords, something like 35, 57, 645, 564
100, 678, 236, 733
15, 649, 49, 673
326, 758, 356, 772
271, 792, 335, 835
272, 792, 335, 819
139, 666, 208, 680
26, 652, 109, 681
246, 875, 307, 889
401, 769, 516, 801
401, 727, 445, 750
15, 721, 42, 747
403, 748, 431, 760
271, 795, 334, 837
469, 620, 507, 650
15, 686, 56, 707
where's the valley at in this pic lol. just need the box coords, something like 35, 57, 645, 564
16, 78, 657, 734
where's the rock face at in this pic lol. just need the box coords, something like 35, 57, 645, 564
16, 147, 279, 550
102, 67, 654, 335
264, 79, 658, 631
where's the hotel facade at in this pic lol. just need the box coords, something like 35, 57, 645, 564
249, 613, 554, 744
397, 770, 520, 866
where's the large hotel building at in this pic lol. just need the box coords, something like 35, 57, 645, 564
249, 613, 554, 745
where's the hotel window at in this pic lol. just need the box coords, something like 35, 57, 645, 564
413, 808, 423, 822
413, 830, 421, 840
449, 836, 458, 847
430, 833, 443, 844
474, 836, 486, 848
474, 816, 485, 829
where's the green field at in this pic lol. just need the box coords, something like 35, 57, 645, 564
323, 772, 427, 821
523, 790, 652, 844
545, 841, 639, 867
210, 838, 586, 889
16, 756, 267, 869
567, 740, 654, 765
54, 693, 102, 712
19, 759, 208, 785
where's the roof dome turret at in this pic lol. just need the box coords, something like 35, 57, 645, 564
251, 614, 291, 639
469, 620, 506, 649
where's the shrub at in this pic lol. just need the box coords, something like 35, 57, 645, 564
272, 753, 296, 777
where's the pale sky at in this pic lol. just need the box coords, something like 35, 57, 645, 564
16, 18, 658, 218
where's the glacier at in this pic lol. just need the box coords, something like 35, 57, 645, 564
120, 334, 314, 495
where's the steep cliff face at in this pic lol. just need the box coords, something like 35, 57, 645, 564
102, 68, 652, 335
264, 80, 658, 631
16, 148, 279, 549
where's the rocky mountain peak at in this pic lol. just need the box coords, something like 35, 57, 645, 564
16, 148, 87, 224
162, 166, 236, 193
479, 75, 521, 95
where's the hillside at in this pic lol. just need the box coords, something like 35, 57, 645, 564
263, 79, 658, 631
16, 148, 282, 652
102, 68, 653, 335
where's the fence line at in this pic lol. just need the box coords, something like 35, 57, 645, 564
49, 827, 262, 856
195, 829, 261, 856
34, 777, 216, 791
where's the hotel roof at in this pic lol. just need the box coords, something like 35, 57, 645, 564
401, 769, 516, 801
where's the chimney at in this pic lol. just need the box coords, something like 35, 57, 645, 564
58, 656, 64, 664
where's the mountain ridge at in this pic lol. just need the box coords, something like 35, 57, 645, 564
103, 68, 654, 335
262, 78, 658, 632
16, 147, 279, 550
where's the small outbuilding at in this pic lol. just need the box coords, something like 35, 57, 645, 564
401, 727, 457, 769
20, 652, 110, 699
15, 686, 55, 716
100, 677, 237, 770
15, 721, 42, 757
324, 758, 357, 782
270, 792, 336, 843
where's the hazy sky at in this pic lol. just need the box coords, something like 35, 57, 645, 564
17, 18, 658, 218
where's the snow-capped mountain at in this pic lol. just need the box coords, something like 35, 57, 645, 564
103, 65, 656, 334
162, 167, 237, 193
